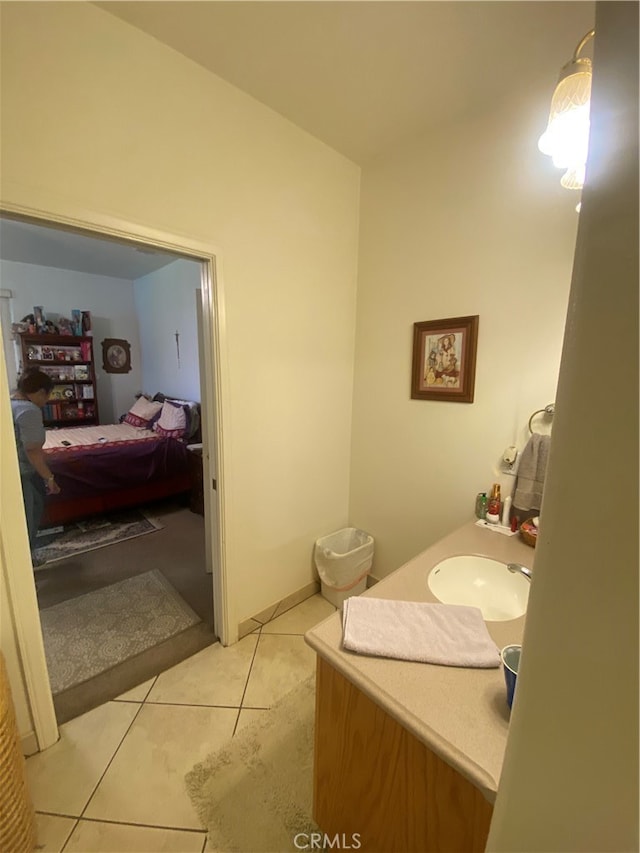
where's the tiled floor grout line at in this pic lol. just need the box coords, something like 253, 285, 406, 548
232, 708, 243, 737
230, 624, 319, 734
232, 626, 263, 737
263, 624, 310, 636
76, 700, 147, 822
136, 699, 255, 710
42, 811, 208, 834
141, 674, 159, 703
34, 809, 207, 835
145, 702, 269, 711
58, 816, 78, 853
35, 809, 78, 819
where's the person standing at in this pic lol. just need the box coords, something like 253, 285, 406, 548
11, 368, 61, 565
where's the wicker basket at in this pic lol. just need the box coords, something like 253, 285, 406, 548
0, 652, 37, 853
519, 519, 538, 548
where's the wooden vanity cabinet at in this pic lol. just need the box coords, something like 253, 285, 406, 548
313, 657, 493, 852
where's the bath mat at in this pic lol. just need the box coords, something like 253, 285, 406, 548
40, 570, 201, 695
33, 508, 162, 566
186, 676, 317, 852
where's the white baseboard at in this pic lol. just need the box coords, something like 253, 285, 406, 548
21, 730, 39, 756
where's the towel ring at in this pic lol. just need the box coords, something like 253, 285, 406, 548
528, 403, 555, 434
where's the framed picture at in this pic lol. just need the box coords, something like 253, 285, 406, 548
411, 315, 479, 403
101, 338, 132, 374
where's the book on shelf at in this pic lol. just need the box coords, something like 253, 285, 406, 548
58, 346, 82, 362
49, 385, 75, 401
42, 399, 97, 423
74, 364, 89, 380
25, 343, 83, 363
81, 384, 94, 399
41, 365, 75, 380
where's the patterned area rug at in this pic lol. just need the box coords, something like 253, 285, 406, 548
185, 676, 317, 852
40, 570, 201, 695
34, 508, 162, 566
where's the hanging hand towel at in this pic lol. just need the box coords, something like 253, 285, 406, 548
513, 433, 551, 514
342, 597, 500, 668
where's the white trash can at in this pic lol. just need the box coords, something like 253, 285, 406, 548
314, 528, 374, 608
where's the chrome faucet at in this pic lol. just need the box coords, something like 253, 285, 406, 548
507, 563, 532, 581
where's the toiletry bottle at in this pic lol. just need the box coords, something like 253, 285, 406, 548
475, 492, 488, 519
486, 483, 501, 524
501, 495, 512, 527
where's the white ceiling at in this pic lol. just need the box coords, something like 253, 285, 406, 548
1, 2, 595, 275
0, 218, 184, 279
100, 0, 595, 165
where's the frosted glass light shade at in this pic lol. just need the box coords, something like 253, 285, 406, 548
538, 59, 592, 190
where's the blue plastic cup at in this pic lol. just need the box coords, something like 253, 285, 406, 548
501, 645, 521, 710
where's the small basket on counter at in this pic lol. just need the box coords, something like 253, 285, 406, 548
519, 518, 538, 548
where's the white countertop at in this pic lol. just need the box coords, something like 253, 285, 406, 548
304, 520, 535, 803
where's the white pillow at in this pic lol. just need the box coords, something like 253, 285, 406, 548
166, 398, 200, 438
123, 397, 163, 428
154, 400, 188, 439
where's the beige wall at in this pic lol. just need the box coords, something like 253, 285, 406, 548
488, 2, 639, 849
0, 320, 38, 747
0, 1, 360, 735
350, 81, 581, 576
0, 566, 35, 747
0, 1, 360, 621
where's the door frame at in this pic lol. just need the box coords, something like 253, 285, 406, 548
0, 201, 232, 751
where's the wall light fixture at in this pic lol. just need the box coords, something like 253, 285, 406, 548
538, 29, 595, 190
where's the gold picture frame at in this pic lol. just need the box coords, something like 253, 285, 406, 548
411, 315, 479, 403
101, 338, 132, 374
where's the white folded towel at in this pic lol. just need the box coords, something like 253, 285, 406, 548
342, 597, 500, 668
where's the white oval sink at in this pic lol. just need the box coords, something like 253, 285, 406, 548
427, 555, 529, 621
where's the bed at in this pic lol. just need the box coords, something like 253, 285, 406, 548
41, 396, 199, 526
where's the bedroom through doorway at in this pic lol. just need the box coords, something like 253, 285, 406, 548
1, 214, 219, 724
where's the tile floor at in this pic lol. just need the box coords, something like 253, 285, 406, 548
28, 594, 335, 853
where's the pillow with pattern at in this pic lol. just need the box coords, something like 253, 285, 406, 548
123, 396, 163, 429
153, 394, 200, 439
167, 398, 200, 439
154, 399, 188, 439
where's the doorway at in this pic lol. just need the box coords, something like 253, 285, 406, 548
0, 206, 229, 747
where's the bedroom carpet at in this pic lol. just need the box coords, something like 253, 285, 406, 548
33, 508, 162, 565
40, 570, 201, 695
185, 676, 318, 852
35, 500, 216, 723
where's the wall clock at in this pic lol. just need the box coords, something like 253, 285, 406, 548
101, 338, 132, 374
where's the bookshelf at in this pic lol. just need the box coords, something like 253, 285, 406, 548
19, 333, 99, 427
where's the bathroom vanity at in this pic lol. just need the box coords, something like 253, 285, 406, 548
304, 521, 534, 852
